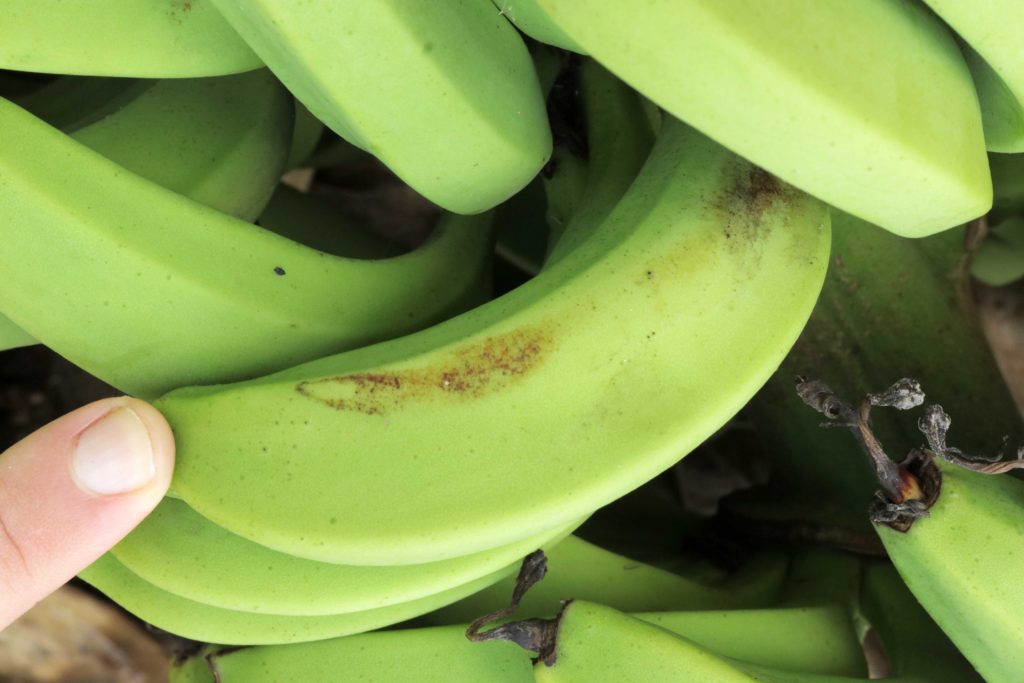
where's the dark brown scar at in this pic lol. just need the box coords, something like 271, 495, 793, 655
295, 326, 550, 415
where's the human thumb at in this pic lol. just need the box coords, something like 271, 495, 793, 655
0, 397, 174, 628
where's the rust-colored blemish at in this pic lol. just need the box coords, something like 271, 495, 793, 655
295, 326, 550, 415
715, 166, 797, 245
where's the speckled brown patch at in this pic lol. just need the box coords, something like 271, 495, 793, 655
295, 326, 550, 415
716, 166, 797, 244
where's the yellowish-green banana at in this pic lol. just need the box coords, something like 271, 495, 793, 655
157, 116, 830, 567
0, 0, 261, 77
78, 553, 516, 646
108, 497, 579, 616
169, 603, 866, 682
533, 0, 991, 237
0, 95, 494, 398
209, 0, 552, 214
921, 0, 1024, 152
426, 536, 789, 624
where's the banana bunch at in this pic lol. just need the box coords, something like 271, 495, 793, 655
63, 63, 828, 644
7, 0, 1023, 676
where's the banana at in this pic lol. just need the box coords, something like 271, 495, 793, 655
285, 100, 325, 170
491, 1, 585, 53
68, 71, 293, 222
169, 604, 866, 682
875, 459, 1024, 682
209, 0, 552, 214
78, 553, 517, 646
0, 95, 494, 397
739, 210, 1019, 532
108, 497, 579, 616
971, 215, 1024, 286
158, 116, 829, 567
0, 0, 261, 77
426, 536, 789, 625
0, 70, 294, 352
543, 61, 654, 268
920, 0, 1024, 152
797, 379, 1020, 681
534, 0, 990, 237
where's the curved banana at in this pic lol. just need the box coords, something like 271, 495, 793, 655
921, 0, 1024, 152
875, 459, 1024, 683
534, 0, 990, 237
427, 536, 789, 624
1, 69, 294, 351
109, 497, 579, 616
544, 60, 654, 267
159, 117, 830, 566
69, 70, 293, 222
78, 553, 515, 645
169, 603, 865, 682
0, 96, 493, 397
209, 0, 552, 214
0, 0, 260, 77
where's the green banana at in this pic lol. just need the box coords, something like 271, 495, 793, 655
78, 553, 516, 645
209, 0, 552, 214
158, 117, 830, 567
534, 0, 990, 237
0, 0, 261, 77
108, 497, 579, 616
68, 71, 293, 222
875, 458, 1024, 682
797, 379, 1021, 681
426, 536, 789, 625
543, 61, 654, 268
491, 0, 584, 53
169, 603, 865, 682
921, 0, 1024, 152
285, 100, 324, 170
971, 215, 1024, 286
1, 69, 295, 352
739, 210, 1019, 532
0, 95, 494, 397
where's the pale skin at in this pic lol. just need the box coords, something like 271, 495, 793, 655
0, 397, 175, 628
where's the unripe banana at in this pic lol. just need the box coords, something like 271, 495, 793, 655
875, 459, 1024, 683
169, 603, 865, 682
0, 96, 493, 397
427, 536, 789, 625
108, 497, 579, 616
209, 0, 552, 214
740, 210, 1019, 532
157, 117, 829, 567
78, 553, 516, 645
535, 0, 991, 237
0, 0, 261, 77
920, 0, 1024, 152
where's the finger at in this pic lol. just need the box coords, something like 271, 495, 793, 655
0, 397, 175, 628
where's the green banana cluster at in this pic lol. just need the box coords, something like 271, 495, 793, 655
7, 1, 1023, 676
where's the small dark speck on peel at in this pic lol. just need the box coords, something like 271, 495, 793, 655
274, 267, 286, 276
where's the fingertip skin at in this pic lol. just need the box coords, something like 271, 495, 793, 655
0, 397, 174, 628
